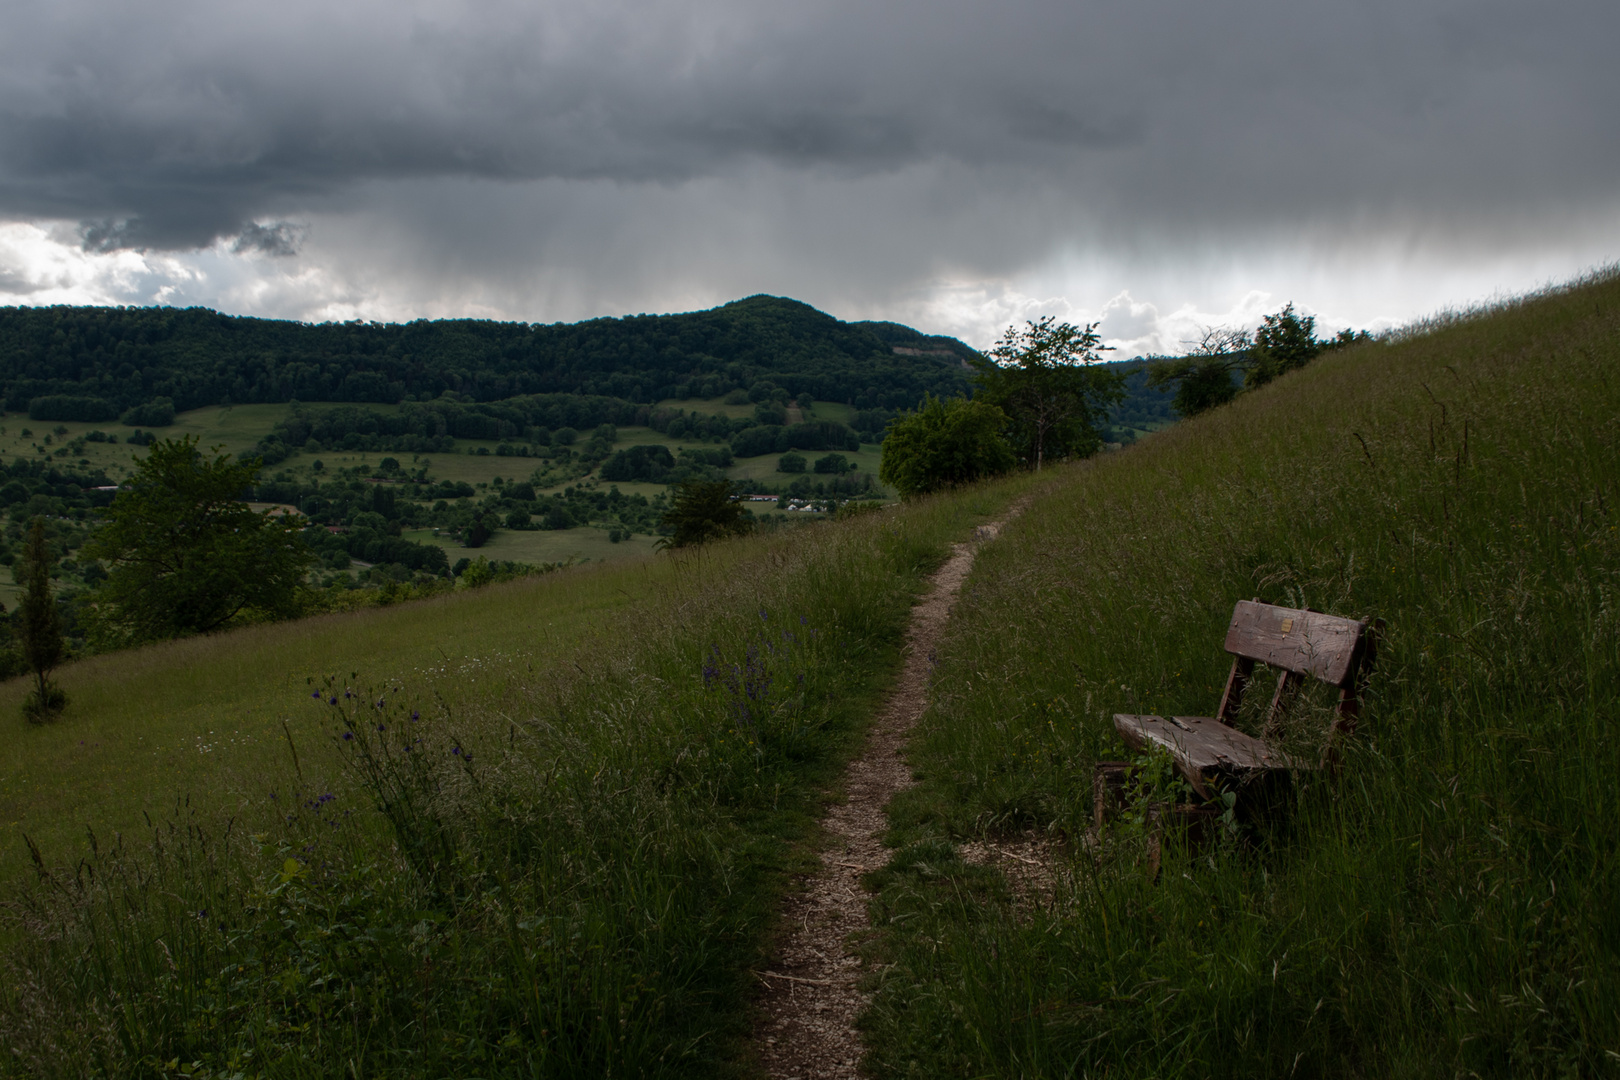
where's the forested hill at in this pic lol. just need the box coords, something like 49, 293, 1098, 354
0, 295, 977, 414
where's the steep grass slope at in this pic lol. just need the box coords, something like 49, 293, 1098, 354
0, 478, 1030, 1078
866, 272, 1620, 1077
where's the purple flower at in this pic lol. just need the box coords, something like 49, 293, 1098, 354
377, 723, 386, 732
341, 732, 353, 741
800, 615, 808, 626
311, 691, 322, 699
410, 711, 420, 721
759, 607, 769, 621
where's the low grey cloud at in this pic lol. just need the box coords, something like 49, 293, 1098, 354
5, 0, 1618, 243
0, 0, 1615, 338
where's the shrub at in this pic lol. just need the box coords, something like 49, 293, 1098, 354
658, 479, 753, 549
879, 394, 1015, 498
119, 397, 177, 426
813, 453, 849, 474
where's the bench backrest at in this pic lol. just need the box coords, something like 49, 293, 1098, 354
1214, 600, 1376, 740
1224, 601, 1366, 686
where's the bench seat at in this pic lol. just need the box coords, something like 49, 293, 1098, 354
1114, 713, 1305, 799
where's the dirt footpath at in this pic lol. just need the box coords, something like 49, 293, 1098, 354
752, 518, 1011, 1079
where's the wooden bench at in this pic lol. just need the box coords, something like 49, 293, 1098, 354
1104, 600, 1378, 820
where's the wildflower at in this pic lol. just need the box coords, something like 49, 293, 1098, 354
799, 615, 808, 625
377, 723, 386, 732
411, 711, 420, 721
342, 732, 353, 741
311, 691, 322, 699
759, 607, 769, 621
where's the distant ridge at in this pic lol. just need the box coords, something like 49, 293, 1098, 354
0, 295, 978, 414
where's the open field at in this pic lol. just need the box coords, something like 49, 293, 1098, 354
0, 550, 661, 878
0, 472, 1029, 1077
725, 441, 885, 486
862, 272, 1620, 1076
403, 525, 661, 565
2, 399, 878, 496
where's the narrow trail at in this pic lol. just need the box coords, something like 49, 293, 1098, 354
753, 511, 1019, 1079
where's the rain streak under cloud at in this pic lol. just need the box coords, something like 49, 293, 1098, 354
1, 0, 1617, 351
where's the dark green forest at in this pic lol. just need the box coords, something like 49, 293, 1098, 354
0, 296, 978, 415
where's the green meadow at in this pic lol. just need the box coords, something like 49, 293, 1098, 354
2, 271, 1615, 1077
863, 272, 1620, 1077
0, 471, 1027, 1077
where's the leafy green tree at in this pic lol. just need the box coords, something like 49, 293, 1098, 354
82, 437, 314, 641
658, 479, 754, 549
1245, 303, 1321, 388
465, 512, 494, 548
17, 517, 67, 722
1148, 305, 1328, 418
813, 453, 849, 474
973, 317, 1125, 469
1146, 327, 1252, 418
1325, 327, 1375, 350
879, 395, 1015, 498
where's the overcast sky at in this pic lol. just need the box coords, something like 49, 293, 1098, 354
1, 0, 1616, 353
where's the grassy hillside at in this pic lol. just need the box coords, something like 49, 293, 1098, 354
0, 472, 1030, 1077
863, 272, 1620, 1076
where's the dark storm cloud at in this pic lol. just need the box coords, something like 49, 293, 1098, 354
0, 0, 1615, 251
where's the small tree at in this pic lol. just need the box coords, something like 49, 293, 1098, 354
17, 517, 67, 722
659, 479, 753, 549
1245, 303, 1320, 388
1146, 327, 1252, 419
83, 436, 314, 642
974, 317, 1124, 470
879, 395, 1016, 498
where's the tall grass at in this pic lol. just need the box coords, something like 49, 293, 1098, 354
864, 271, 1620, 1077
0, 479, 1027, 1078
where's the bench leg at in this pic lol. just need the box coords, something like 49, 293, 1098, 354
1144, 802, 1223, 880
1092, 761, 1136, 828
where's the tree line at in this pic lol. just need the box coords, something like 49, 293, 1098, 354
0, 295, 974, 417
877, 305, 1368, 497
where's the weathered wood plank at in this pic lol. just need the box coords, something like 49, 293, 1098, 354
1224, 601, 1366, 686
1113, 713, 1302, 797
